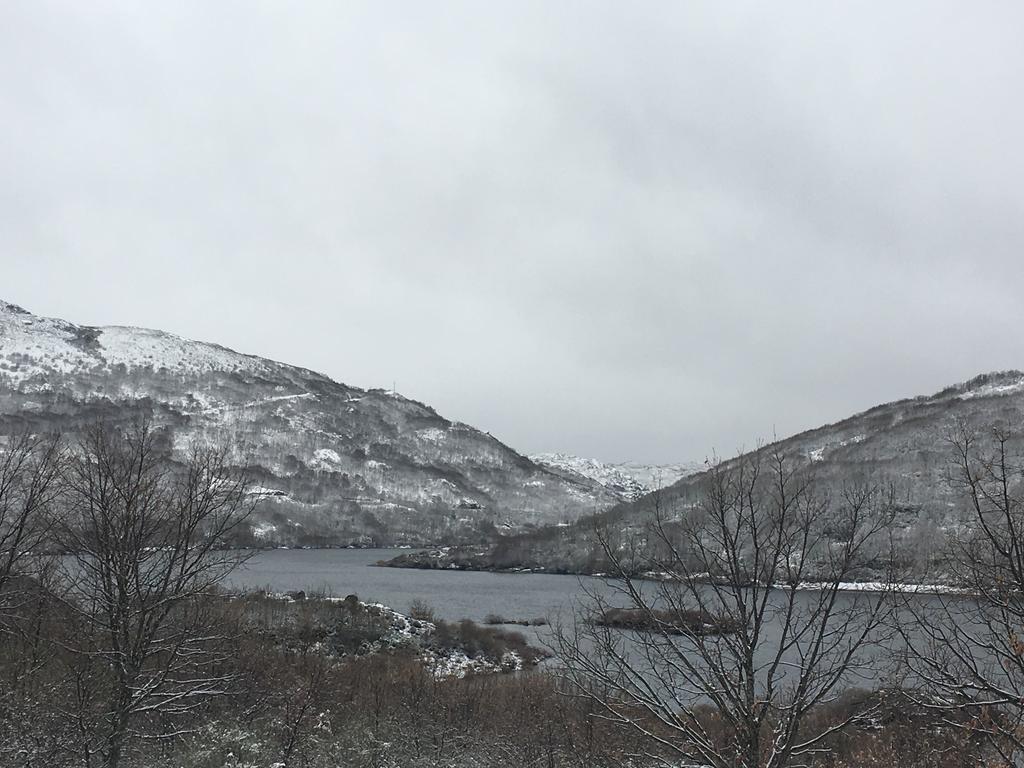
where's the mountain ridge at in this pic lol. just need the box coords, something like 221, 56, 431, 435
0, 300, 620, 546
384, 369, 1024, 575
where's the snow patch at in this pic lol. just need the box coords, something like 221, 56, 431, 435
309, 447, 343, 471
0, 304, 271, 386
98, 325, 265, 376
417, 427, 447, 443
959, 376, 1024, 400
247, 486, 289, 499
251, 522, 278, 539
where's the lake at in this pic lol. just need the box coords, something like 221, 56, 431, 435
228, 548, 1004, 702
225, 549, 930, 682
228, 548, 605, 647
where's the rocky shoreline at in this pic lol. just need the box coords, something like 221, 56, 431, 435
240, 590, 550, 678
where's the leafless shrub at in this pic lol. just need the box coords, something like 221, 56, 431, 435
53, 421, 255, 768
899, 422, 1024, 763
408, 598, 435, 622
0, 431, 63, 625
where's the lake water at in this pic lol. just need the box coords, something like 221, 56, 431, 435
227, 548, 983, 696
228, 548, 604, 647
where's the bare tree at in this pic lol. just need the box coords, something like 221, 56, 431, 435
900, 423, 1024, 762
556, 449, 896, 768
0, 430, 65, 766
0, 431, 63, 624
55, 421, 255, 768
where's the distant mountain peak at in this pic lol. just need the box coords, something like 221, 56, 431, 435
0, 300, 29, 315
530, 453, 703, 502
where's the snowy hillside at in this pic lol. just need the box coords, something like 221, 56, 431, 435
530, 453, 703, 502
398, 370, 1024, 576
0, 300, 269, 384
0, 300, 619, 546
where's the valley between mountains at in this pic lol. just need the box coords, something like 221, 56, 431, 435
2, 298, 1022, 579
0, 300, 679, 547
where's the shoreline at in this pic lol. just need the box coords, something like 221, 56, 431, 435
371, 551, 961, 594
235, 547, 965, 596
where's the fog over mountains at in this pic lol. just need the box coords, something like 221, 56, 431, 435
2, 298, 1022, 563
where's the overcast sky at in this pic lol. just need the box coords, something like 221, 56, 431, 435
3, 2, 1024, 464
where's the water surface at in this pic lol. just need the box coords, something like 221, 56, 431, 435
228, 548, 601, 645
228, 548, 982, 695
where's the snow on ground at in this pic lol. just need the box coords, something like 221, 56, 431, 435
247, 486, 289, 499
806, 435, 867, 464
0, 302, 272, 385
251, 522, 278, 539
638, 570, 963, 595
98, 325, 266, 375
797, 581, 964, 594
0, 304, 97, 383
273, 596, 526, 679
958, 375, 1024, 400
309, 447, 343, 471
417, 427, 448, 443
193, 392, 316, 415
428, 649, 523, 678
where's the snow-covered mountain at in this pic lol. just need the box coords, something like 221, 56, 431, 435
0, 300, 620, 546
529, 453, 704, 502
391, 370, 1024, 575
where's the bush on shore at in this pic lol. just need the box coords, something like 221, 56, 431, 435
592, 606, 739, 635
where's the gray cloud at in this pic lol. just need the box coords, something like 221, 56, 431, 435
3, 1, 1023, 462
